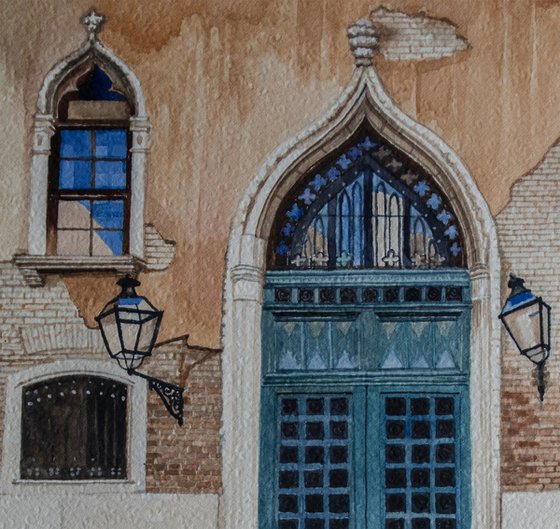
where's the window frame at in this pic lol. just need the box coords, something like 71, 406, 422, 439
47, 123, 132, 257
21, 35, 150, 281
0, 360, 147, 494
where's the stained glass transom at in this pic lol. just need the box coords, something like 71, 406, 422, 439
277, 395, 352, 529
270, 131, 464, 270
383, 395, 459, 529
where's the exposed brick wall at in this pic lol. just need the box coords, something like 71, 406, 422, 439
370, 7, 468, 61
497, 141, 560, 491
144, 223, 176, 271
0, 261, 221, 493
144, 339, 222, 493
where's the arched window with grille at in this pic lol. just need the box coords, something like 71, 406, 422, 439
20, 375, 128, 480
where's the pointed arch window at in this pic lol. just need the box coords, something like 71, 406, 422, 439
269, 127, 465, 270
18, 13, 151, 282
48, 64, 132, 256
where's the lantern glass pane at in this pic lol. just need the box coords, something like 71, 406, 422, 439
137, 315, 159, 352
99, 310, 122, 357
123, 350, 145, 370
119, 319, 142, 353
502, 301, 543, 353
526, 347, 548, 364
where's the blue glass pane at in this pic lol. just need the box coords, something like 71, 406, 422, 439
78, 65, 126, 101
60, 130, 91, 158
95, 130, 127, 159
59, 160, 92, 189
95, 161, 126, 189
92, 201, 124, 229
95, 230, 123, 255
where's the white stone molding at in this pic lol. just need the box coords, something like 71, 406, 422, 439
1, 359, 147, 494
221, 18, 501, 529
27, 12, 150, 261
347, 18, 379, 67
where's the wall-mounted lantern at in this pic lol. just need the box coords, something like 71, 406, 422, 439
499, 274, 551, 401
96, 275, 184, 425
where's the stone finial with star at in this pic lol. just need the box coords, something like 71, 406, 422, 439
81, 10, 105, 41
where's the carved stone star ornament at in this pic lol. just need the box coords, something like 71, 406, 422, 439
81, 10, 105, 40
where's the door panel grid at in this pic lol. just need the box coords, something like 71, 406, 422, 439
382, 394, 459, 529
277, 394, 353, 529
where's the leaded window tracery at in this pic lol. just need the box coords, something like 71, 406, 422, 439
269, 128, 465, 270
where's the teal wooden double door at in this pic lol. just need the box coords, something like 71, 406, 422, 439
259, 271, 471, 529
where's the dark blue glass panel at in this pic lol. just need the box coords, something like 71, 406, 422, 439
279, 521, 298, 529
59, 160, 92, 189
78, 65, 126, 101
95, 230, 123, 255
279, 495, 298, 513
95, 130, 127, 159
60, 130, 91, 158
92, 201, 124, 229
95, 161, 126, 189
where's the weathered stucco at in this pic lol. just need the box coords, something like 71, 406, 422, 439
0, 0, 558, 348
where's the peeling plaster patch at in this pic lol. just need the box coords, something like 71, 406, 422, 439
370, 7, 468, 61
144, 223, 177, 271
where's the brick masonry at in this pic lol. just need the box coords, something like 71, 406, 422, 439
144, 223, 176, 271
370, 7, 468, 61
497, 141, 560, 491
0, 261, 221, 493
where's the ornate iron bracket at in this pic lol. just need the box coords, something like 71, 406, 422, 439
129, 369, 184, 426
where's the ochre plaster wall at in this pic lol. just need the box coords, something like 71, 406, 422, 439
2, 0, 560, 347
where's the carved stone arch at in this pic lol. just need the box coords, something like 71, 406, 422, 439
222, 19, 500, 529
37, 39, 147, 119
26, 14, 150, 259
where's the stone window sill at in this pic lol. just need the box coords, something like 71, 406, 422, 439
13, 255, 145, 286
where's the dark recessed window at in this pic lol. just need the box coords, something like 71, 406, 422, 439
20, 375, 127, 480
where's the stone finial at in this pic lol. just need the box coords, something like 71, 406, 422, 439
81, 9, 105, 41
347, 18, 379, 67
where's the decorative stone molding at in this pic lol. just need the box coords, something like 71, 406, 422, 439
221, 19, 500, 529
231, 265, 264, 303
81, 9, 105, 40
347, 18, 379, 67
13, 255, 143, 287
28, 10, 150, 260
16, 221, 175, 285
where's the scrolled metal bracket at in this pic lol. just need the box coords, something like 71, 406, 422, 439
129, 369, 184, 426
